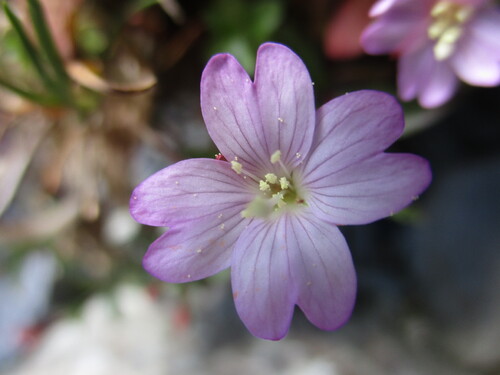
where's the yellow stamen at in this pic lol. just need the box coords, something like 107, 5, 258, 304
265, 173, 278, 184
279, 177, 290, 190
431, 1, 452, 17
428, 1, 474, 61
455, 7, 473, 23
428, 19, 450, 40
434, 39, 455, 60
259, 180, 271, 191
440, 26, 462, 44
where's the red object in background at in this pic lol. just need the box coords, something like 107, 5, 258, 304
324, 0, 375, 60
19, 319, 52, 350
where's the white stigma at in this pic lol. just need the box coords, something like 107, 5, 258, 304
270, 150, 281, 164
231, 160, 243, 174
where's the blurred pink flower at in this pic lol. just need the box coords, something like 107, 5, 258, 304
361, 0, 500, 108
324, 0, 376, 60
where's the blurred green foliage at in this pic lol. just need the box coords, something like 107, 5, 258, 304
204, 0, 283, 73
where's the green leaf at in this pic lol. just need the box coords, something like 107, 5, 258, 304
0, 76, 57, 106
129, 0, 158, 14
27, 0, 69, 84
2, 1, 55, 91
248, 1, 283, 43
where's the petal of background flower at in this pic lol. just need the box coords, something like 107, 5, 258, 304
305, 153, 431, 225
143, 208, 246, 283
398, 45, 458, 108
361, 17, 414, 54
231, 219, 296, 340
288, 213, 356, 331
201, 53, 272, 172
417, 61, 458, 108
451, 11, 500, 87
361, 1, 428, 54
301, 90, 404, 183
130, 159, 253, 227
468, 9, 500, 52
369, 0, 398, 17
254, 43, 315, 168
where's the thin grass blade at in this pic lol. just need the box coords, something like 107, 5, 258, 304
2, 2, 56, 93
27, 0, 69, 84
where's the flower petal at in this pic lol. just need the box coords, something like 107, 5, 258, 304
143, 208, 246, 283
451, 11, 500, 87
300, 90, 431, 225
231, 212, 357, 339
288, 213, 356, 331
201, 53, 272, 172
231, 219, 296, 340
417, 61, 458, 108
306, 153, 431, 225
469, 8, 500, 51
361, 18, 414, 54
370, 0, 398, 17
130, 159, 253, 227
361, 1, 428, 54
254, 43, 315, 168
398, 45, 458, 108
301, 90, 405, 183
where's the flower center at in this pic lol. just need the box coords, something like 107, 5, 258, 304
428, 1, 474, 61
230, 150, 306, 219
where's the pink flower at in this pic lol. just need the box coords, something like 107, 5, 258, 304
361, 0, 500, 108
130, 43, 431, 340
324, 0, 376, 60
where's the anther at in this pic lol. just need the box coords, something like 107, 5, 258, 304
431, 1, 451, 17
259, 181, 271, 191
279, 177, 290, 190
455, 7, 472, 22
265, 173, 278, 184
441, 26, 462, 44
434, 39, 454, 60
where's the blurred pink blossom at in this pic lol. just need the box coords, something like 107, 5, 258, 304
324, 0, 376, 60
361, 0, 500, 108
